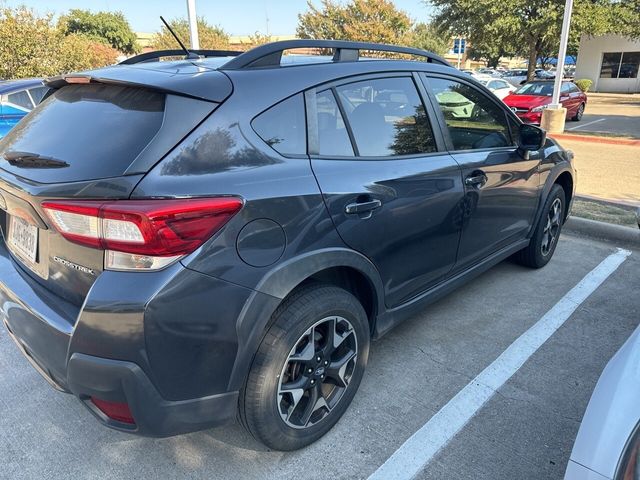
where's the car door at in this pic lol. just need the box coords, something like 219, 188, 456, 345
563, 82, 582, 118
421, 73, 541, 272
559, 82, 578, 116
0, 89, 34, 137
308, 73, 464, 308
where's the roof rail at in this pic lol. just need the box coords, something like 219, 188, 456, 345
120, 49, 243, 65
220, 39, 451, 70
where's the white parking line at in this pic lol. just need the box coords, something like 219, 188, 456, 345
368, 248, 632, 480
566, 118, 606, 131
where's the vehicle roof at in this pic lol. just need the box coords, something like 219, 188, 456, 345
0, 78, 43, 94
46, 54, 459, 103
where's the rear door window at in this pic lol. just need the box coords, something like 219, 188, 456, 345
0, 84, 165, 183
334, 76, 437, 157
316, 90, 354, 157
28, 86, 48, 104
252, 94, 307, 156
7, 90, 34, 110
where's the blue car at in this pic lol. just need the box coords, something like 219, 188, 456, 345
0, 79, 47, 138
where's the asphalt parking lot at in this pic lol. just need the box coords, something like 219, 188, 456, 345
1, 233, 638, 480
567, 92, 640, 138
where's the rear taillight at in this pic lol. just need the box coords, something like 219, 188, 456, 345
42, 197, 243, 271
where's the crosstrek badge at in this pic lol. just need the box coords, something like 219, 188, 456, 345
52, 256, 96, 276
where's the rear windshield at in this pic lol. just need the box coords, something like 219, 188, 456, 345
0, 84, 165, 183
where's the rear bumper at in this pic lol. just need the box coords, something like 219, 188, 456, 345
0, 242, 76, 391
67, 353, 238, 437
0, 240, 251, 437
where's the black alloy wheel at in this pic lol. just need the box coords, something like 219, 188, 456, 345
515, 184, 566, 268
541, 197, 562, 257
277, 316, 357, 429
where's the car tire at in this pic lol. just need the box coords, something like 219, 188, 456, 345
515, 184, 566, 268
571, 103, 585, 121
240, 283, 370, 451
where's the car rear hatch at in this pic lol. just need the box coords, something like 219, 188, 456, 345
0, 63, 233, 307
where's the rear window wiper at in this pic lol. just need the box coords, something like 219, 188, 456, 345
3, 151, 69, 169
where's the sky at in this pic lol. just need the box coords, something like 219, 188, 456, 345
5, 0, 435, 36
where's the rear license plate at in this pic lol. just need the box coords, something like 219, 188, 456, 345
8, 215, 38, 264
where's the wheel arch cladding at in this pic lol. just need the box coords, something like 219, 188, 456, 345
554, 171, 574, 219
252, 248, 384, 328
302, 266, 377, 334
227, 249, 384, 391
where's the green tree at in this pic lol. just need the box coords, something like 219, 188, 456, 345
59, 34, 119, 72
297, 0, 413, 45
409, 22, 450, 56
428, 0, 637, 80
0, 7, 60, 78
58, 9, 140, 54
151, 17, 230, 50
0, 7, 117, 79
248, 31, 273, 47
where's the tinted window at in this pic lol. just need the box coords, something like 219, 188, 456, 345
507, 116, 522, 145
600, 52, 621, 78
7, 90, 33, 110
316, 90, 354, 157
429, 77, 511, 151
0, 84, 165, 183
336, 77, 437, 157
28, 86, 48, 104
620, 52, 640, 78
599, 52, 640, 79
252, 94, 306, 156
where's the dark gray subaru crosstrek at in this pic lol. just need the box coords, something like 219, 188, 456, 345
0, 40, 575, 451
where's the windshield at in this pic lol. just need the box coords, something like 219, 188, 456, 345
514, 83, 554, 96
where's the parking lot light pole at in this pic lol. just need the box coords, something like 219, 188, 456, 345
541, 0, 574, 133
186, 0, 200, 50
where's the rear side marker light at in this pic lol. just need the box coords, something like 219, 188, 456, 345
90, 397, 135, 424
42, 197, 243, 271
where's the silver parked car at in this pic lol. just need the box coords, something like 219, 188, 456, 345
565, 325, 640, 479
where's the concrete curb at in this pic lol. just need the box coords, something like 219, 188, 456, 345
575, 194, 640, 210
549, 133, 640, 146
564, 216, 639, 249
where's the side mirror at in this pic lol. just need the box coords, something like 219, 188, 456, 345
518, 124, 546, 152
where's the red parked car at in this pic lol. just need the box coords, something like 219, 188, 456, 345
503, 81, 587, 125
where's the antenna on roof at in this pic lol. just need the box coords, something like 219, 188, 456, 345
159, 16, 200, 60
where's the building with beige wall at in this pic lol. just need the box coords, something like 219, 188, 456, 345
575, 34, 640, 93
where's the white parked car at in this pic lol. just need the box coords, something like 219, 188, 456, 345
478, 78, 516, 100
502, 69, 529, 86
477, 68, 502, 77
565, 325, 640, 480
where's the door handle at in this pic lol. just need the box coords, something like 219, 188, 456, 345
345, 199, 382, 215
465, 172, 487, 188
